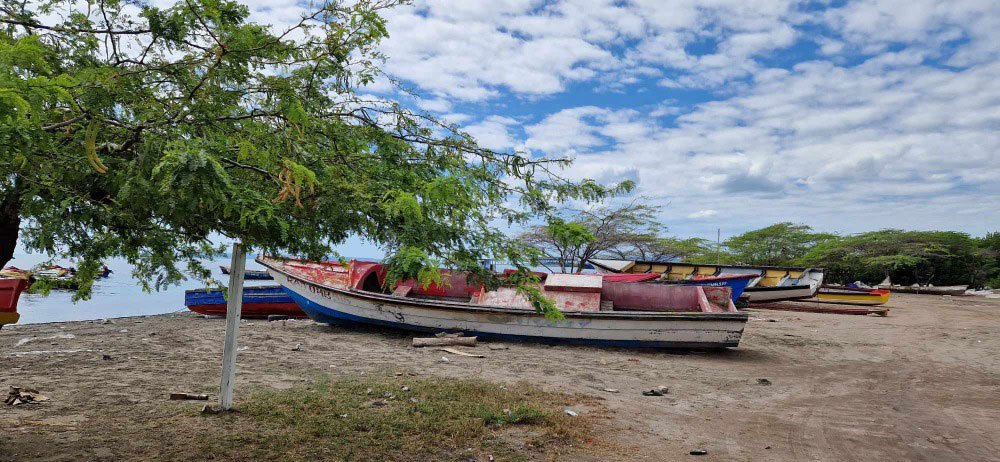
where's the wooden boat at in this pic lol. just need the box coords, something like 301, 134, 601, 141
752, 301, 889, 316
814, 285, 890, 305
0, 266, 31, 280
589, 259, 824, 303
184, 285, 305, 318
220, 266, 273, 280
879, 284, 967, 296
258, 257, 749, 348
0, 279, 28, 327
656, 273, 758, 301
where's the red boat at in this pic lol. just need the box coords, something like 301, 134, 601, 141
1, 279, 28, 327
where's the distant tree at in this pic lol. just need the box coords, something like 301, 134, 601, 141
520, 218, 596, 274
521, 202, 672, 273
724, 223, 836, 266
0, 0, 622, 306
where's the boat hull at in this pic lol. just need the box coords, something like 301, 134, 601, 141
184, 286, 306, 318
661, 275, 755, 301
0, 279, 28, 326
269, 269, 747, 349
743, 284, 817, 302
815, 287, 890, 306
881, 285, 967, 296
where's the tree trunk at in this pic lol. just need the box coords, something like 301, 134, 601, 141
0, 186, 20, 269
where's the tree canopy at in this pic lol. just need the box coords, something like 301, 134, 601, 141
722, 222, 836, 267
801, 229, 995, 287
0, 0, 620, 301
520, 202, 695, 273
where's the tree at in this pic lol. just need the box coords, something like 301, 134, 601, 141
520, 218, 595, 274
521, 202, 680, 273
0, 0, 620, 304
801, 229, 990, 286
724, 222, 835, 266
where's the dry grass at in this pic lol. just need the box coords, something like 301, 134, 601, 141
109, 375, 596, 462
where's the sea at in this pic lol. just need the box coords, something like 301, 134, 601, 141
12, 256, 280, 325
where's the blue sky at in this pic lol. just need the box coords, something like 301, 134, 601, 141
13, 0, 1000, 265
353, 0, 999, 244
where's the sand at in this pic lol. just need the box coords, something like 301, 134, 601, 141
2, 293, 999, 461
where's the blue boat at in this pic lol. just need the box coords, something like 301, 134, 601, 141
184, 285, 305, 317
659, 274, 757, 301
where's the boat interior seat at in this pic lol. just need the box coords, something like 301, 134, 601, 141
695, 266, 719, 277
757, 270, 788, 287
666, 266, 696, 281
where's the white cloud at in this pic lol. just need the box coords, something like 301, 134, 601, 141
687, 209, 718, 219
463, 116, 521, 150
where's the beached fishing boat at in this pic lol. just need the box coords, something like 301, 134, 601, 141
184, 285, 305, 318
657, 273, 758, 301
589, 259, 824, 302
258, 257, 748, 348
878, 283, 967, 296
0, 279, 28, 327
815, 285, 891, 306
220, 266, 273, 280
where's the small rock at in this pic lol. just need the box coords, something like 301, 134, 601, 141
370, 399, 388, 407
642, 386, 669, 396
118, 329, 128, 333
441, 356, 450, 362
101, 319, 114, 325
133, 320, 143, 324
365, 388, 373, 395
690, 449, 708, 455
291, 343, 302, 351
102, 354, 113, 361
409, 397, 419, 403
602, 388, 620, 393
564, 409, 578, 417
757, 378, 772, 386
401, 386, 411, 392
765, 446, 771, 450
339, 414, 348, 418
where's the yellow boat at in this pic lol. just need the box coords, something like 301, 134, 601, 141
814, 285, 891, 306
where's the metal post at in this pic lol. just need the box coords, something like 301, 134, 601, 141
219, 242, 247, 410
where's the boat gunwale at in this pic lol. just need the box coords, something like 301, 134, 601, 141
257, 257, 749, 322
590, 259, 825, 273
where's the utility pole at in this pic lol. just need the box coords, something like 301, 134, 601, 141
219, 243, 246, 410
716, 228, 721, 266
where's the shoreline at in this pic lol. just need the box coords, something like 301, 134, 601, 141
3, 293, 1000, 461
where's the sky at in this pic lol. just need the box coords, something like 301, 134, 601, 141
355, 0, 1000, 241
12, 0, 1000, 265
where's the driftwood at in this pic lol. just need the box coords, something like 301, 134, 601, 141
169, 393, 209, 401
412, 336, 477, 347
438, 347, 485, 358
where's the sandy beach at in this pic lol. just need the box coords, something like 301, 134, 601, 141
2, 292, 999, 461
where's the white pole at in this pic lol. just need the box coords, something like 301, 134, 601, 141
219, 242, 247, 410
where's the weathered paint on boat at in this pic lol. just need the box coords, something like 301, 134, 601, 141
590, 259, 824, 302
815, 286, 891, 306
184, 285, 306, 318
0, 279, 28, 326
258, 257, 748, 349
658, 273, 757, 301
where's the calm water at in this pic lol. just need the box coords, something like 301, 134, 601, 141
15, 258, 276, 324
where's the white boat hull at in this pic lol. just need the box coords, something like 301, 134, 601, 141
268, 268, 748, 348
